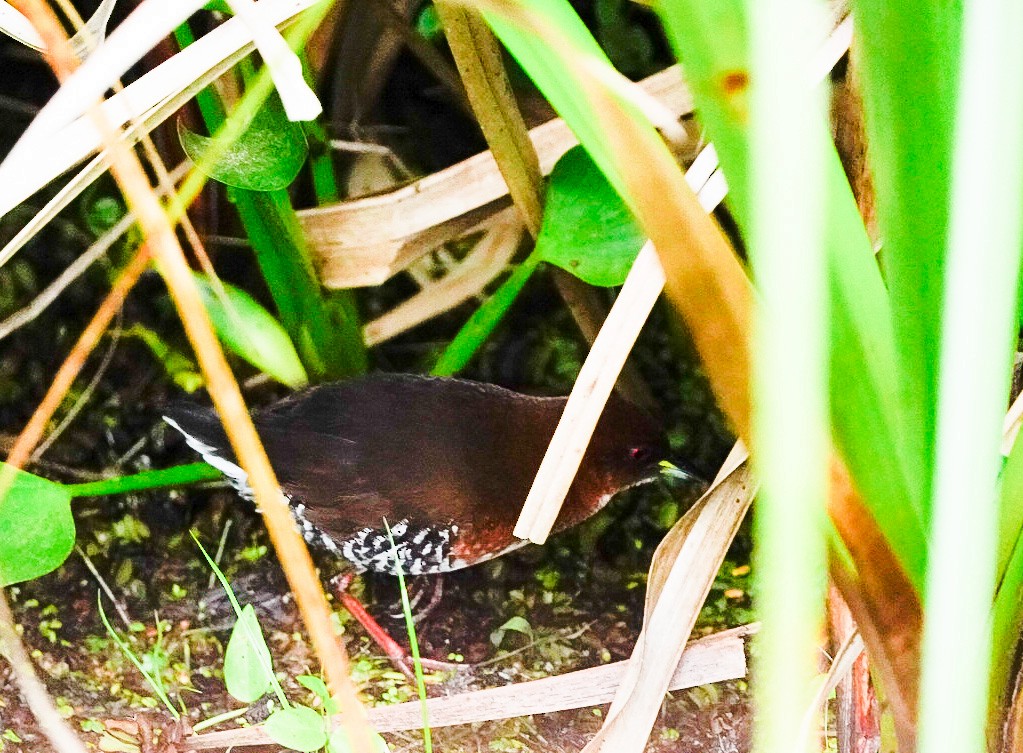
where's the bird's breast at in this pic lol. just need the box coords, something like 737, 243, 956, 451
334, 519, 465, 575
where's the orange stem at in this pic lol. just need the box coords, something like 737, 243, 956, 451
7, 1, 371, 745
4, 248, 150, 473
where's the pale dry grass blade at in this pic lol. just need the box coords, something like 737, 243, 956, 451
223, 0, 320, 120
2, 0, 117, 54
184, 626, 755, 748
303, 64, 694, 287
0, 161, 191, 341
6, 0, 209, 164
0, 0, 322, 215
797, 630, 864, 749
0, 593, 89, 753
1002, 390, 1023, 454
514, 144, 725, 543
436, 2, 545, 235
10, 5, 372, 745
0, 0, 42, 48
362, 208, 524, 346
514, 241, 665, 542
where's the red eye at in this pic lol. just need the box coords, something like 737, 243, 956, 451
629, 446, 652, 462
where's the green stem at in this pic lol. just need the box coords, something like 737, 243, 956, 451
300, 81, 342, 205
67, 463, 222, 498
432, 248, 541, 376
385, 522, 432, 753
174, 12, 366, 382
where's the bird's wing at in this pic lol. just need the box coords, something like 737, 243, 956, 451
163, 404, 439, 531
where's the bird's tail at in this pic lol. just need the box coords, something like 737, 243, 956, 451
162, 405, 253, 500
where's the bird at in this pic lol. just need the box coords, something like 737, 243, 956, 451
163, 373, 674, 672
164, 373, 670, 574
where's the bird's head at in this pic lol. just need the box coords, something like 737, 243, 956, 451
587, 396, 670, 492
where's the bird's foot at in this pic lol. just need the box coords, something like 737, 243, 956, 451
394, 655, 467, 684
388, 576, 444, 623
331, 573, 465, 684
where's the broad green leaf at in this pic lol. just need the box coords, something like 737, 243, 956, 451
177, 95, 308, 191
193, 273, 308, 389
480, 0, 755, 441
489, 615, 533, 647
223, 604, 273, 703
263, 706, 326, 752
0, 465, 74, 586
176, 23, 366, 381
328, 726, 392, 753
296, 674, 329, 700
536, 146, 644, 287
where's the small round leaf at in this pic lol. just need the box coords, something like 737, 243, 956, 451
536, 146, 644, 287
177, 96, 308, 192
0, 465, 74, 586
264, 706, 327, 752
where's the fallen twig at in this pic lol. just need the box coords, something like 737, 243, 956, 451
186, 624, 755, 749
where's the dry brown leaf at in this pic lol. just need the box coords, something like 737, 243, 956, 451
580, 456, 757, 753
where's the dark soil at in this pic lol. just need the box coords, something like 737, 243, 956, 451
1, 473, 752, 753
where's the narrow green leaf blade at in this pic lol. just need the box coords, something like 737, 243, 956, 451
223, 604, 274, 703
653, 0, 927, 588
852, 0, 964, 516
264, 706, 326, 752
177, 95, 308, 192
536, 146, 644, 286
193, 273, 308, 389
0, 465, 74, 586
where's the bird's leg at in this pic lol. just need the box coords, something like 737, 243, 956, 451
331, 573, 462, 682
388, 575, 444, 623
412, 575, 444, 624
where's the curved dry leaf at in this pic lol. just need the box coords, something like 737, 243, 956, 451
584, 457, 757, 753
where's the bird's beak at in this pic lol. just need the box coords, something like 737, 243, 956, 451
659, 460, 704, 484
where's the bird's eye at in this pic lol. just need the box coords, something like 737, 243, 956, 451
629, 446, 653, 463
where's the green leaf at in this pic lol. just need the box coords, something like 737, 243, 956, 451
223, 605, 274, 703
489, 615, 533, 647
536, 146, 644, 287
263, 706, 326, 752
432, 249, 541, 376
296, 674, 329, 700
176, 95, 308, 191
83, 195, 124, 237
203, 0, 234, 13
653, 0, 927, 588
297, 674, 339, 715
852, 0, 963, 518
125, 324, 204, 393
193, 273, 308, 389
0, 465, 74, 586
328, 726, 392, 753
